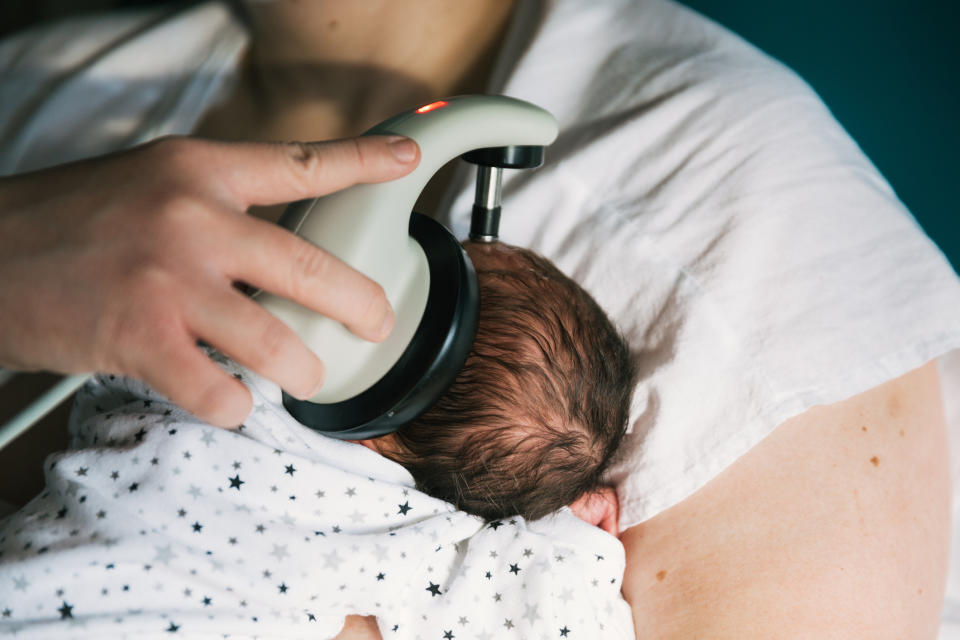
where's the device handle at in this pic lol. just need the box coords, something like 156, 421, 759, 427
258, 96, 558, 404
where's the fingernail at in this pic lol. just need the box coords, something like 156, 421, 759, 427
388, 137, 418, 163
379, 306, 395, 340
309, 369, 326, 398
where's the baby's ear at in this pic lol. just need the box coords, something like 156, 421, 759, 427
569, 487, 619, 537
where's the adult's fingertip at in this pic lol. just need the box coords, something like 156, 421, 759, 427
387, 137, 418, 163
203, 381, 253, 429
287, 359, 327, 401
377, 305, 395, 341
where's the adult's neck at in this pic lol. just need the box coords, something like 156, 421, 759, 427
237, 0, 518, 140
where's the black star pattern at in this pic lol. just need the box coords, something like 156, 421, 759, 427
0, 371, 630, 638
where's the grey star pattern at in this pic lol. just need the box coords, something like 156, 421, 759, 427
270, 544, 290, 562
0, 367, 629, 638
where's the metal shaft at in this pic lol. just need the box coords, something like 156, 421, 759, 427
469, 166, 503, 243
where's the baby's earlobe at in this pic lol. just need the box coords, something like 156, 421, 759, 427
569, 487, 620, 536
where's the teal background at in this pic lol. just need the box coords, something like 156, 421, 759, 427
679, 0, 959, 270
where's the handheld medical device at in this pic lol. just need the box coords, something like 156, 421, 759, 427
258, 95, 558, 439
0, 95, 558, 450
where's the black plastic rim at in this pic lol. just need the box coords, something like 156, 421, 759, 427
461, 145, 544, 169
281, 213, 479, 439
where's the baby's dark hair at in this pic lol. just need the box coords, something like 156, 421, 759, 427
385, 245, 635, 521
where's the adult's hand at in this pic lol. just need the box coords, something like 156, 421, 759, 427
0, 135, 420, 427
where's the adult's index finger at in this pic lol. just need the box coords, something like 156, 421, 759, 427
214, 136, 420, 207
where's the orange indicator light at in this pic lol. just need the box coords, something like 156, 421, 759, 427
415, 100, 448, 114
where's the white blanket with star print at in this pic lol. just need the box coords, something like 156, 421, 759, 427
0, 359, 633, 640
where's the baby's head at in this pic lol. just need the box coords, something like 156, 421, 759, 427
367, 242, 634, 522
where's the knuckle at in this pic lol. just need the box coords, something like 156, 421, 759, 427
146, 194, 210, 247
146, 135, 195, 169
284, 142, 326, 187
289, 242, 332, 295
347, 137, 368, 171
254, 317, 292, 370
107, 299, 182, 374
154, 193, 196, 226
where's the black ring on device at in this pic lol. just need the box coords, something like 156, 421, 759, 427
281, 212, 479, 440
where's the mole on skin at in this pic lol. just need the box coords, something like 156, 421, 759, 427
870, 456, 879, 467
656, 570, 667, 581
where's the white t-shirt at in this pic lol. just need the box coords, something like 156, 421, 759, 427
2, 0, 960, 629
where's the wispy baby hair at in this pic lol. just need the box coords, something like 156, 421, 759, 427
387, 245, 635, 521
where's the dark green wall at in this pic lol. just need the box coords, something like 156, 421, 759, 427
680, 0, 960, 270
